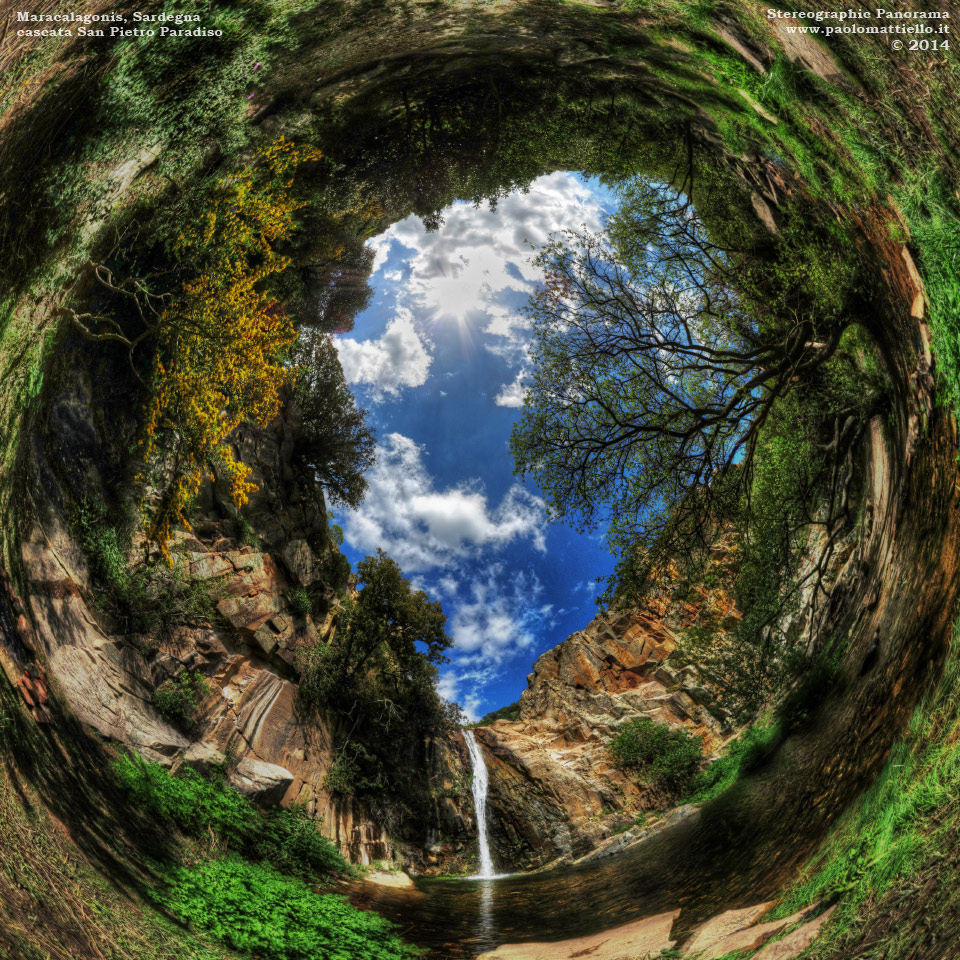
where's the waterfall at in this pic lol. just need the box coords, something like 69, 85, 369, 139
463, 729, 495, 878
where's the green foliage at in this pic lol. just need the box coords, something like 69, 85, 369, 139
113, 754, 349, 880
256, 807, 351, 881
74, 498, 222, 639
897, 174, 960, 423
685, 716, 779, 804
609, 812, 646, 836
320, 549, 353, 592
114, 753, 251, 847
153, 671, 212, 729
297, 551, 457, 803
234, 512, 260, 549
512, 173, 872, 625
293, 334, 376, 510
288, 587, 313, 619
772, 632, 960, 953
154, 858, 420, 960
0, 727, 234, 960
477, 702, 521, 726
674, 327, 879, 721
607, 717, 703, 795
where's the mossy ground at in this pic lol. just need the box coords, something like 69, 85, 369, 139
0, 683, 237, 960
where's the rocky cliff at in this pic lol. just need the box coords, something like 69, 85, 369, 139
6, 340, 476, 875
475, 561, 738, 871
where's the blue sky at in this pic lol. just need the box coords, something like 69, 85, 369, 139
333, 172, 619, 720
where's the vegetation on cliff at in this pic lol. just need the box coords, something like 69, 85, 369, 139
771, 630, 960, 958
297, 551, 459, 806
607, 716, 704, 798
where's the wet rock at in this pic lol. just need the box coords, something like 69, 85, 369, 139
365, 870, 415, 889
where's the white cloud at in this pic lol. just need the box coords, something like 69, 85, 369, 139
438, 670, 485, 722
450, 568, 542, 659
340, 433, 546, 570
435, 568, 557, 719
494, 372, 527, 408
370, 172, 610, 347
335, 309, 432, 399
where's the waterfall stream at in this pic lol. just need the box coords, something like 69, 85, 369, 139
463, 729, 495, 879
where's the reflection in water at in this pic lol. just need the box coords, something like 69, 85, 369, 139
476, 880, 494, 944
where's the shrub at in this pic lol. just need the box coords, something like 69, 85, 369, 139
153, 671, 211, 728
258, 807, 348, 880
113, 754, 349, 879
288, 587, 312, 619
153, 857, 419, 960
74, 498, 221, 637
234, 512, 259, 548
607, 717, 704, 795
114, 753, 251, 847
477, 702, 520, 726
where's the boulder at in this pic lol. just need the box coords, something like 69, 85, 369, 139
280, 539, 316, 586
683, 904, 818, 959
752, 906, 836, 960
683, 901, 778, 957
229, 757, 295, 804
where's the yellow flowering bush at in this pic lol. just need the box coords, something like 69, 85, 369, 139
139, 137, 323, 560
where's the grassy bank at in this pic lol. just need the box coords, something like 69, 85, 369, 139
768, 627, 960, 957
0, 680, 420, 960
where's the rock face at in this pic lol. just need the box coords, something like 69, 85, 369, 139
18, 354, 476, 874
477, 910, 680, 960
475, 570, 736, 870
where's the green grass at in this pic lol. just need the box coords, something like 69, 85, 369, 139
771, 629, 960, 949
685, 715, 779, 805
154, 857, 421, 960
0, 685, 237, 960
113, 754, 351, 881
896, 173, 960, 420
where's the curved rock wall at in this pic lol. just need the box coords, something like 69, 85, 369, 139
12, 345, 476, 874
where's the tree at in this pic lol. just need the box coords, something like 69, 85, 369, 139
510, 176, 865, 594
296, 551, 457, 802
295, 234, 376, 334
607, 716, 704, 797
293, 333, 376, 509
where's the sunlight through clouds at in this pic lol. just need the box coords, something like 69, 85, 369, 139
361, 172, 612, 396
